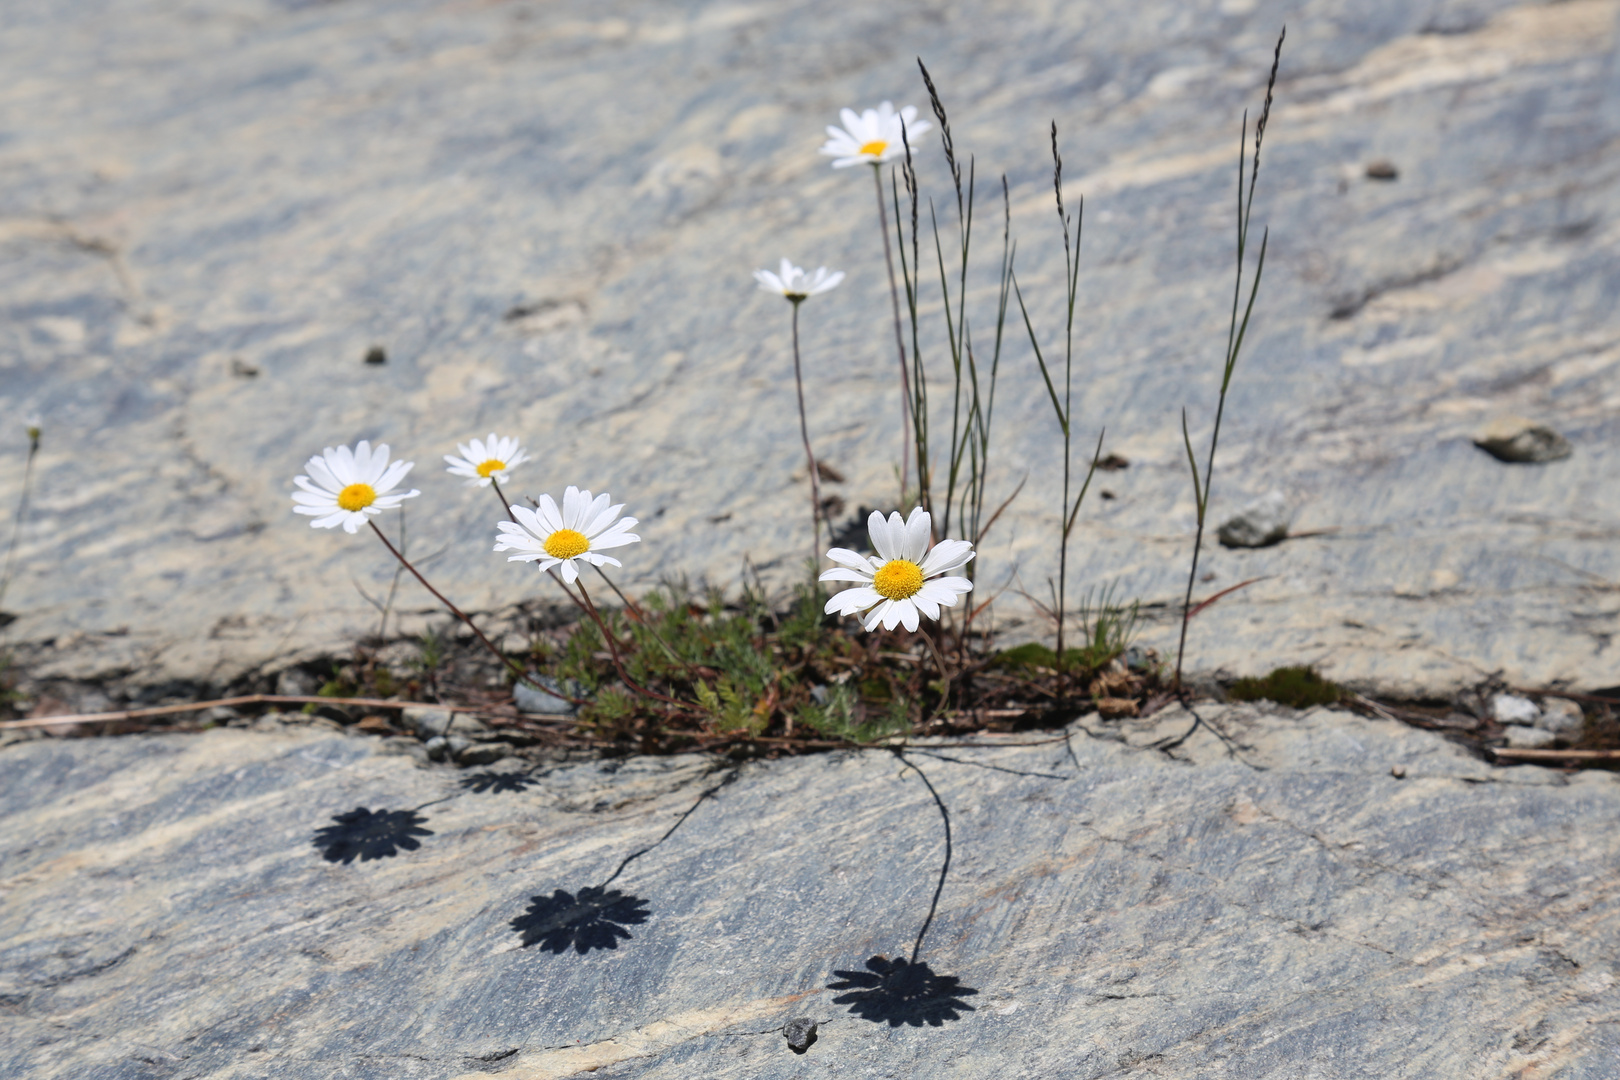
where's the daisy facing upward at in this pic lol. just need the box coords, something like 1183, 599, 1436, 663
820, 507, 973, 633
292, 440, 419, 534
445, 432, 531, 488
494, 485, 640, 585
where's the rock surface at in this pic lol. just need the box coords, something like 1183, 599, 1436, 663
3, 0, 1620, 698
3, 709, 1619, 1077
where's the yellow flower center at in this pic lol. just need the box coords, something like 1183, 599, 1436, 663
476, 458, 507, 478
544, 528, 590, 560
859, 139, 889, 157
872, 559, 924, 601
337, 483, 376, 512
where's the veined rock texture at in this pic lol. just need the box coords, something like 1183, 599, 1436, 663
2, 0, 1620, 696
2, 706, 1617, 1078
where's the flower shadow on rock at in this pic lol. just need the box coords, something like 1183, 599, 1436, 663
460, 770, 536, 794
313, 807, 433, 864
510, 886, 651, 954
828, 955, 978, 1027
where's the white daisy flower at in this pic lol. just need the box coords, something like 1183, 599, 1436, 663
819, 507, 974, 632
819, 102, 931, 168
754, 258, 845, 301
494, 485, 640, 585
444, 432, 531, 487
292, 440, 419, 534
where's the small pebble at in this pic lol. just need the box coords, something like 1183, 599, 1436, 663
1490, 693, 1540, 726
1390, 765, 1406, 779
1217, 490, 1291, 549
1473, 416, 1571, 464
363, 345, 387, 365
1503, 725, 1557, 749
783, 1018, 817, 1054
1365, 159, 1399, 181
1535, 697, 1584, 737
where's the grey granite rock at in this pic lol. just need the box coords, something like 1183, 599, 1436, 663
2, 709, 1618, 1077
2, 0, 1620, 701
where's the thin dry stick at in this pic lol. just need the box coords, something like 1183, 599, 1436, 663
788, 297, 824, 557
874, 161, 914, 504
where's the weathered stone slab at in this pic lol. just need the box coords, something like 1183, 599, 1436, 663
3, 0, 1620, 696
2, 708, 1617, 1076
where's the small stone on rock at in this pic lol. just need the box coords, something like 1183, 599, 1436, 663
1503, 725, 1557, 749
401, 707, 455, 737
1390, 765, 1407, 779
1473, 416, 1571, 464
1217, 490, 1291, 548
783, 1018, 817, 1053
1365, 159, 1398, 180
424, 735, 449, 761
1490, 694, 1540, 726
275, 668, 317, 697
514, 677, 579, 715
456, 741, 512, 766
1535, 697, 1584, 738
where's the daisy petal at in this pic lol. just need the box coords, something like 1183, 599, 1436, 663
901, 507, 931, 561
920, 539, 975, 576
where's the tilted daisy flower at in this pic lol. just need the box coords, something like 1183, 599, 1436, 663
819, 102, 931, 168
820, 507, 974, 632
444, 432, 531, 487
754, 258, 844, 301
494, 485, 639, 585
292, 440, 419, 534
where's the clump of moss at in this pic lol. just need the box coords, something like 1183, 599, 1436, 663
1227, 665, 1343, 709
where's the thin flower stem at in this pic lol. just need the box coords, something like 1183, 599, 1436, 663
919, 630, 955, 718
789, 298, 823, 558
366, 519, 528, 686
0, 435, 39, 614
489, 477, 595, 623
874, 162, 914, 504
487, 478, 691, 682
573, 579, 688, 707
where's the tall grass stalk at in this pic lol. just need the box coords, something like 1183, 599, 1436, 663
891, 61, 1019, 590
1173, 28, 1285, 694
871, 163, 915, 505
1012, 123, 1105, 662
